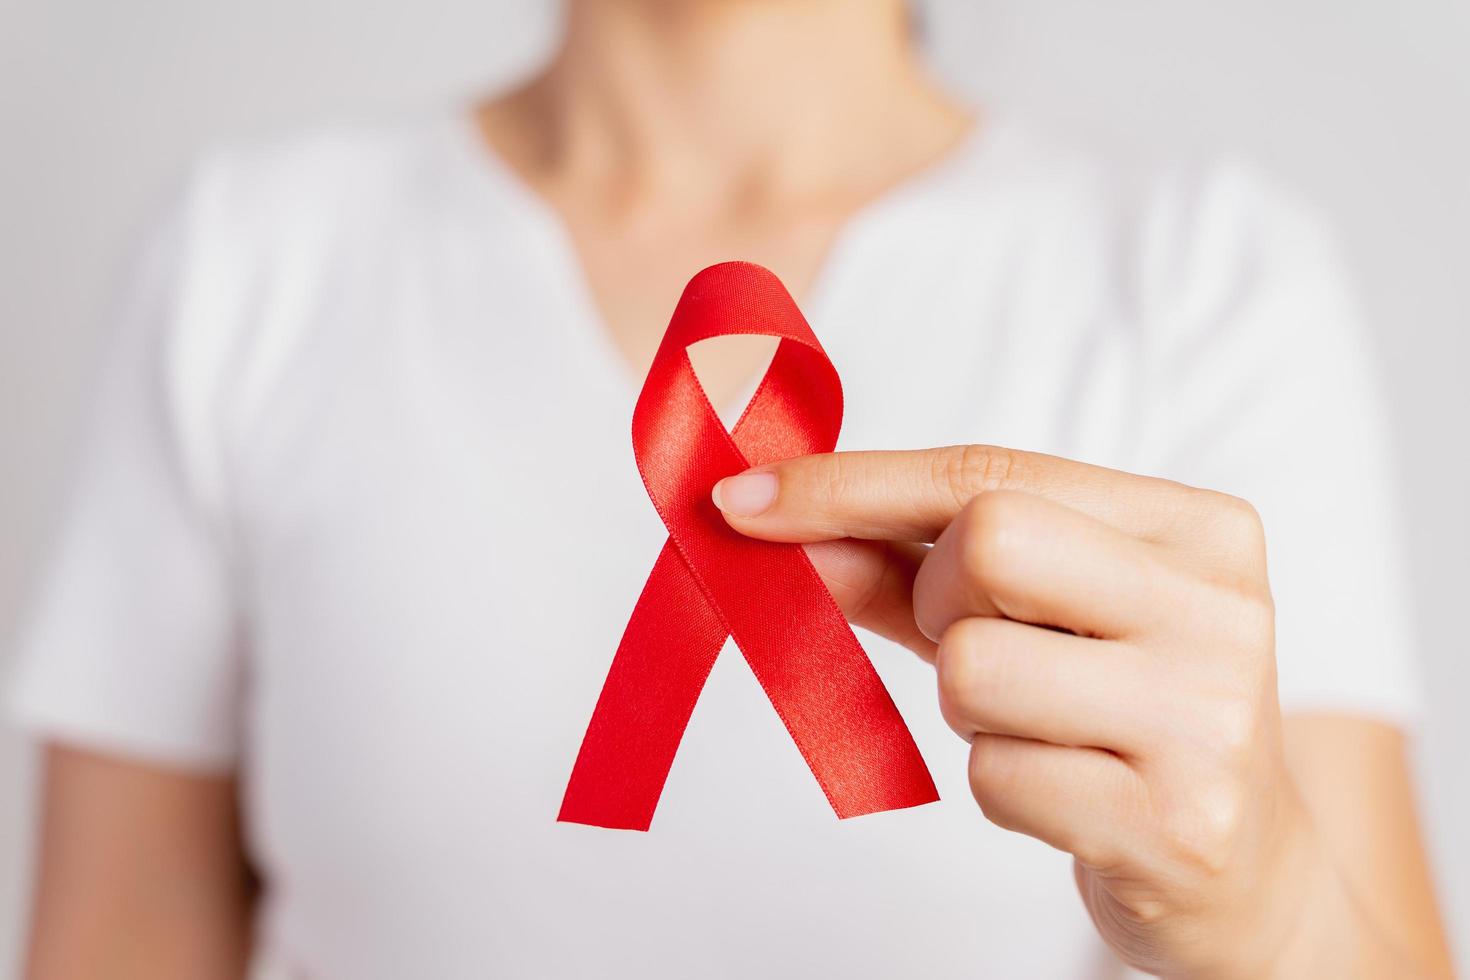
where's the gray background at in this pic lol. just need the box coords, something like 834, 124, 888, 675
1, 1, 1466, 974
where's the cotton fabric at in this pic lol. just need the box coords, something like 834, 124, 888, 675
9, 108, 1418, 979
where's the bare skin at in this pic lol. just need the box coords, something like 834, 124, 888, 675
713, 447, 1454, 978
24, 1, 1453, 978
25, 746, 253, 980
476, 0, 971, 411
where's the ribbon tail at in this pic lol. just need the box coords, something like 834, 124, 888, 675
558, 539, 727, 831
724, 546, 939, 819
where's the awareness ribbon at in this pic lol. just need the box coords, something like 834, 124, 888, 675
559, 261, 938, 831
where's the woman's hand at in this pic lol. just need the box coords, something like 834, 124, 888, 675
712, 445, 1423, 979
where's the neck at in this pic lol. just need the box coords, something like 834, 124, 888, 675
504, 0, 964, 205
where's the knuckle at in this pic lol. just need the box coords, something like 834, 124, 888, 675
1202, 696, 1259, 761
935, 444, 1021, 511
1160, 784, 1246, 879
971, 742, 1116, 869
1198, 490, 1268, 562
1215, 585, 1276, 649
934, 632, 978, 718
940, 625, 987, 725
1117, 898, 1171, 927
816, 452, 857, 512
955, 493, 1028, 592
937, 619, 1005, 702
967, 741, 1019, 827
1216, 492, 1263, 532
1185, 572, 1275, 652
1070, 838, 1118, 874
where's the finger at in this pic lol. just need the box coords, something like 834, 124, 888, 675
803, 539, 936, 660
913, 490, 1180, 641
968, 734, 1143, 870
935, 617, 1159, 754
712, 444, 1202, 545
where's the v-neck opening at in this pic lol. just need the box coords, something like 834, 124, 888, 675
441, 102, 997, 422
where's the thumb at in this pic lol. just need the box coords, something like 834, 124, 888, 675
711, 448, 988, 544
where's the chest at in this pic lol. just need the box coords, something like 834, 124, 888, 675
229, 220, 1140, 976
558, 204, 852, 411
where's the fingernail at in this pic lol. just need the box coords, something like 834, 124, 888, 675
712, 471, 779, 517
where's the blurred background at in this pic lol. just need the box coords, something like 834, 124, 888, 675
1, 0, 1465, 973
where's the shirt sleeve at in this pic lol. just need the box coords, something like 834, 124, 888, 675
1137, 161, 1420, 722
6, 166, 245, 770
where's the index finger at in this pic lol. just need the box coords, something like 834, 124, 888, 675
711, 444, 1201, 543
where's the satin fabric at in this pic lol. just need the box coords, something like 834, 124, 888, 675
558, 262, 938, 831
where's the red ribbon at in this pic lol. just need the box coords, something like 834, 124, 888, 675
559, 262, 938, 831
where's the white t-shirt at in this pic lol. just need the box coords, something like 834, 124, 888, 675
8, 108, 1419, 979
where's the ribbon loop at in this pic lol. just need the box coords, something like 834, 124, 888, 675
560, 262, 937, 831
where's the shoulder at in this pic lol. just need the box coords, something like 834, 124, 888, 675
982, 113, 1335, 259
972, 114, 1351, 336
976, 112, 1328, 231
168, 111, 469, 264
134, 112, 473, 337
112, 113, 477, 454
